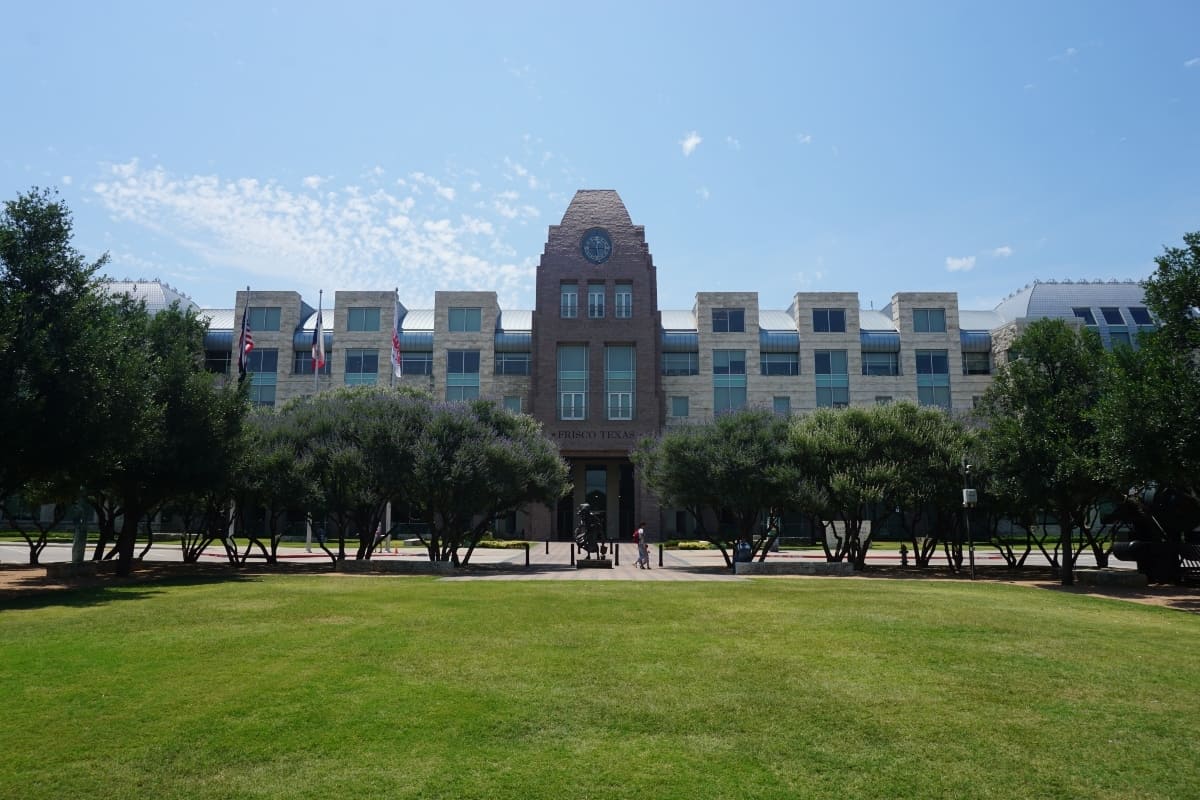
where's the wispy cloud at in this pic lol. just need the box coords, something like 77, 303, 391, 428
92, 159, 539, 307
697, 186, 711, 201
1186, 57, 1200, 68
797, 133, 813, 145
725, 136, 741, 150
945, 255, 976, 272
1051, 46, 1079, 62
990, 245, 1013, 258
61, 175, 73, 186
680, 131, 702, 156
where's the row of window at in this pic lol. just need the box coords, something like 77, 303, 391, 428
244, 306, 487, 334
560, 283, 633, 319
695, 307, 948, 334
1072, 306, 1152, 326
557, 345, 635, 420
663, 350, 990, 377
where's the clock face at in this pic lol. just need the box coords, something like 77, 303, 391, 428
581, 229, 612, 264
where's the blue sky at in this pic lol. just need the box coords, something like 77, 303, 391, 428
3, 1, 1198, 313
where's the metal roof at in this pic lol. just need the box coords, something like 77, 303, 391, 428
994, 280, 1146, 323
661, 310, 697, 331
959, 310, 1004, 330
401, 310, 435, 331
858, 310, 897, 331
105, 280, 199, 314
202, 309, 235, 330
759, 310, 797, 331
498, 309, 532, 331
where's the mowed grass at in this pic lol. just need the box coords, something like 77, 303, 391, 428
2, 577, 1198, 800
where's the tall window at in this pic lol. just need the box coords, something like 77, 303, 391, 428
962, 352, 991, 375
861, 352, 899, 376
347, 307, 380, 332
1108, 330, 1132, 349
1128, 306, 1153, 326
448, 307, 482, 332
913, 308, 946, 333
1100, 307, 1124, 325
400, 352, 433, 375
247, 349, 278, 406
344, 349, 378, 386
558, 346, 588, 420
503, 396, 522, 413
294, 350, 331, 375
813, 308, 846, 333
588, 283, 605, 318
1072, 307, 1097, 325
712, 308, 745, 333
495, 353, 531, 375
760, 352, 799, 375
248, 307, 281, 332
773, 396, 791, 416
916, 349, 951, 410
713, 349, 747, 413
605, 346, 635, 420
670, 396, 689, 418
615, 283, 633, 319
561, 283, 578, 319
446, 350, 480, 401
815, 350, 849, 407
662, 352, 699, 376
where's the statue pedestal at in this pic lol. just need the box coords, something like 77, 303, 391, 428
576, 559, 613, 570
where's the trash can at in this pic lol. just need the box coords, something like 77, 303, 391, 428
734, 539, 753, 563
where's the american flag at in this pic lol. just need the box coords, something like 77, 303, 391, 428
237, 308, 254, 378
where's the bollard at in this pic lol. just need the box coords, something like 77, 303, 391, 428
524, 542, 530, 566
900, 543, 908, 567
614, 541, 619, 566
658, 543, 663, 567
545, 539, 549, 555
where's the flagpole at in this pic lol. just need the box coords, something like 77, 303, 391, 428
314, 289, 322, 394
391, 287, 399, 387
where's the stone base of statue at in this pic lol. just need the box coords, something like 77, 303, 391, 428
576, 558, 613, 570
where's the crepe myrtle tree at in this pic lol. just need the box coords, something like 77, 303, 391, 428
976, 318, 1110, 586
409, 399, 568, 566
634, 408, 795, 568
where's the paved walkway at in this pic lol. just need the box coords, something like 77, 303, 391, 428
1, 539, 1129, 583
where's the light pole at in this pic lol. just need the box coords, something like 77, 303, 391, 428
962, 457, 977, 580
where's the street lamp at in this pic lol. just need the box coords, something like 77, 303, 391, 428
962, 458, 977, 580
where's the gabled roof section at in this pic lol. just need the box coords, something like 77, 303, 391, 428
759, 310, 797, 331
661, 310, 697, 331
105, 279, 199, 314
858, 310, 897, 331
201, 309, 235, 331
498, 310, 532, 331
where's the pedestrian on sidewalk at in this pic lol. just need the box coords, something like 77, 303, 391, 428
635, 521, 650, 569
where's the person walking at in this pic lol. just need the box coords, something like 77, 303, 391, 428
635, 521, 650, 569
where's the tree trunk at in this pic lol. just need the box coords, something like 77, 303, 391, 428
115, 504, 143, 577
1059, 513, 1074, 586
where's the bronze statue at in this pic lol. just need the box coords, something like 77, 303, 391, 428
574, 503, 608, 560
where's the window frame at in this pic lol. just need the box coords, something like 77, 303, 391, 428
813, 308, 846, 333
347, 307, 381, 332
448, 307, 482, 332
712, 308, 745, 333
913, 308, 947, 333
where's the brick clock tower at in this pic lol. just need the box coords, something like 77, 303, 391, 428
529, 191, 664, 541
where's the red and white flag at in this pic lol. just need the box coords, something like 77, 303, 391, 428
311, 305, 325, 370
390, 298, 403, 377
237, 308, 254, 377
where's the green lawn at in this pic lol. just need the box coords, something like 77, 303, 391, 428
1, 578, 1198, 799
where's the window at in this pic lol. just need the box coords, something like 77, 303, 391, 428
713, 349, 747, 413
344, 349, 379, 386
448, 307, 482, 332
1108, 330, 1132, 349
400, 352, 433, 375
446, 350, 480, 401
294, 350, 331, 375
561, 283, 578, 319
347, 307, 380, 332
495, 352, 531, 375
605, 346, 635, 420
1128, 306, 1153, 326
712, 308, 745, 333
503, 396, 522, 413
773, 396, 792, 416
558, 346, 588, 420
875, 395, 893, 405
670, 396, 689, 418
962, 352, 991, 375
205, 350, 231, 375
813, 308, 846, 333
815, 350, 849, 408
913, 308, 946, 333
588, 283, 605, 318
247, 348, 278, 406
760, 352, 799, 376
1072, 307, 1097, 325
1100, 307, 1124, 325
615, 283, 632, 318
916, 349, 951, 410
247, 306, 281, 332
662, 352, 699, 376
861, 352, 900, 376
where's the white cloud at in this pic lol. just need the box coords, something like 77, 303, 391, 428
991, 245, 1013, 258
725, 136, 741, 150
302, 175, 325, 190
1051, 46, 1079, 62
61, 175, 73, 185
945, 255, 976, 272
1186, 57, 1200, 68
697, 187, 711, 201
92, 160, 536, 307
797, 133, 812, 145
679, 131, 702, 156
